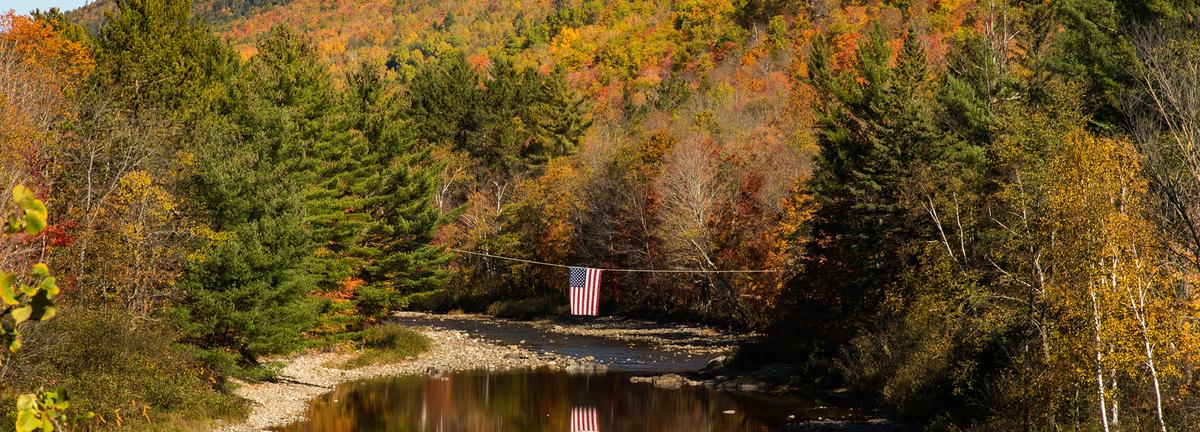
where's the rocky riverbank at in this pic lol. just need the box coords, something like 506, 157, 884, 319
213, 313, 895, 432
392, 311, 747, 356
213, 328, 601, 432
531, 316, 748, 355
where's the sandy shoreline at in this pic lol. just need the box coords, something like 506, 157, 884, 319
214, 313, 745, 432
214, 328, 585, 432
209, 314, 903, 432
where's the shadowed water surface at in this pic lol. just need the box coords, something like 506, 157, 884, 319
275, 369, 857, 432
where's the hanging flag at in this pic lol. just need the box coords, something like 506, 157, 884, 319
569, 266, 602, 316
570, 406, 600, 432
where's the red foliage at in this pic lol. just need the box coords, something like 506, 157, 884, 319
45, 219, 78, 247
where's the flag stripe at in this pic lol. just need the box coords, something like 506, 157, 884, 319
571, 407, 599, 432
568, 267, 602, 316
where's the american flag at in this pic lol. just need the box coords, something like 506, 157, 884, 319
569, 267, 602, 316
570, 406, 600, 432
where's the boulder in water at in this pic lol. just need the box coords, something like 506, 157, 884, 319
704, 355, 729, 370
651, 374, 685, 389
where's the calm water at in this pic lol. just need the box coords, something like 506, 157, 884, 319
276, 315, 863, 431
275, 369, 856, 432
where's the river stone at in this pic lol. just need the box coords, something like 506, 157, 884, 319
652, 374, 685, 389
704, 355, 729, 370
737, 382, 760, 392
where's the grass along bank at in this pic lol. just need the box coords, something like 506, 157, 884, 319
333, 324, 432, 369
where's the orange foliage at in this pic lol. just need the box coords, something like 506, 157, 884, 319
322, 277, 365, 302
466, 52, 491, 69
0, 12, 94, 92
0, 12, 94, 207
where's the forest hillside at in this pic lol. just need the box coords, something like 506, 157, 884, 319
3, 0, 1200, 430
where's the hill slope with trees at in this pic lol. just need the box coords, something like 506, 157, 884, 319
4, 0, 1200, 430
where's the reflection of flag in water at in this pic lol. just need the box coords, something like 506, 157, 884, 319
568, 267, 602, 316
570, 407, 599, 432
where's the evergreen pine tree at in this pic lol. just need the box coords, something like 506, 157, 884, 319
93, 0, 237, 120
797, 26, 980, 340
242, 27, 372, 295
805, 26, 911, 312
173, 26, 365, 365
348, 63, 451, 320
407, 55, 591, 178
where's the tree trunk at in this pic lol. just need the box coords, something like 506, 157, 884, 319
1090, 287, 1111, 432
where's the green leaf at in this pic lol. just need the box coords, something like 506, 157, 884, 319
38, 277, 57, 297
3, 215, 19, 234
12, 185, 35, 209
9, 338, 21, 352
0, 273, 17, 305
29, 291, 55, 321
23, 213, 45, 235
31, 264, 49, 278
15, 409, 38, 432
35, 306, 56, 322
16, 394, 35, 411
11, 306, 32, 324
12, 186, 47, 235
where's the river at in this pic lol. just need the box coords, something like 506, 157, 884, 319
272, 315, 870, 432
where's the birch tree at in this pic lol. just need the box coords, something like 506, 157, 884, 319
1045, 131, 1179, 432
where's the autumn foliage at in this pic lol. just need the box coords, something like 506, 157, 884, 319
4, 0, 1200, 430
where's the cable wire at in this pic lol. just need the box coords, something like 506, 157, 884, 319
447, 248, 783, 273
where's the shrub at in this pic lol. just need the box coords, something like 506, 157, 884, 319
398, 289, 456, 312
2, 307, 249, 430
339, 324, 432, 369
485, 294, 566, 320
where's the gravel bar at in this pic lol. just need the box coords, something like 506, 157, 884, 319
213, 328, 584, 432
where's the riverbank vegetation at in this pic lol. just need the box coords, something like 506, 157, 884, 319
338, 324, 432, 369
4, 0, 1200, 430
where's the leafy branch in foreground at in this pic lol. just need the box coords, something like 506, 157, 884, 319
1, 185, 91, 432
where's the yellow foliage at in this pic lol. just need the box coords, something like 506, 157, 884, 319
82, 171, 187, 315
550, 27, 594, 69
1040, 130, 1185, 420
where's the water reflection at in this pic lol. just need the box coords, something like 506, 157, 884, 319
276, 369, 839, 432
570, 406, 599, 432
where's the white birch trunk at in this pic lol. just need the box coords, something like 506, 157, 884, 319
1091, 287, 1111, 432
